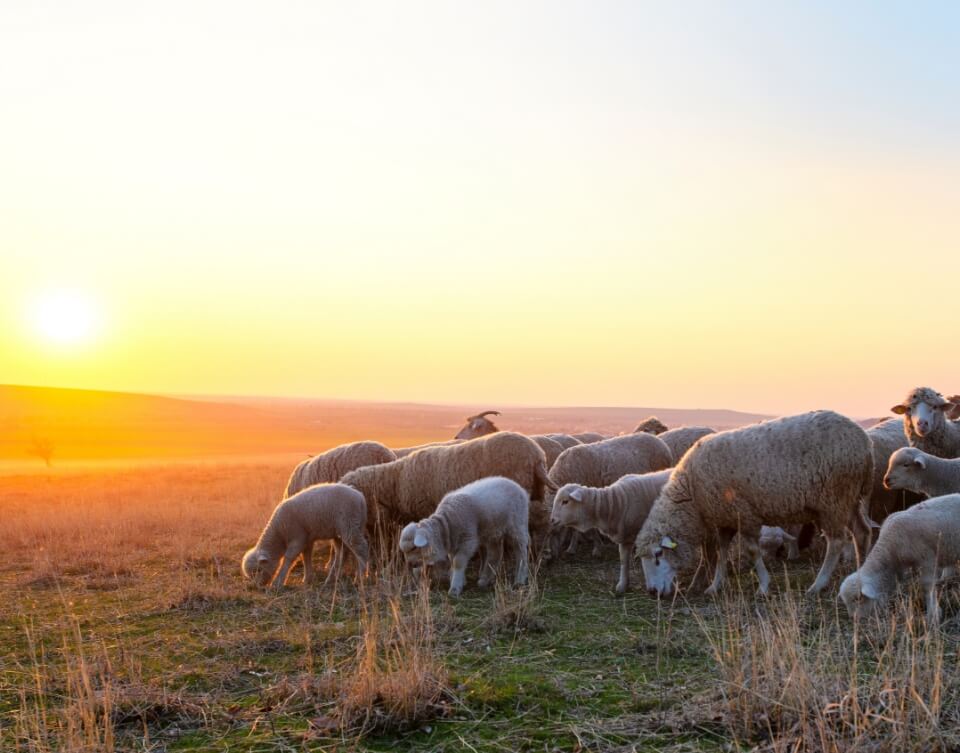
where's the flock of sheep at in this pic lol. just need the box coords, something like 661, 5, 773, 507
242, 387, 960, 624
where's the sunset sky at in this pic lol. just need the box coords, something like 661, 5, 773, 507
2, 2, 958, 417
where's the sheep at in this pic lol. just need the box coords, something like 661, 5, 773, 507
883, 447, 960, 498
454, 410, 501, 440
891, 387, 960, 459
242, 483, 369, 588
634, 416, 669, 435
551, 470, 670, 594
571, 432, 607, 444
529, 434, 565, 469
544, 434, 582, 450
393, 439, 462, 459
839, 494, 960, 623
948, 396, 960, 421
637, 410, 874, 597
548, 432, 673, 558
399, 476, 529, 596
759, 526, 800, 561
341, 431, 555, 541
657, 426, 715, 463
285, 441, 396, 496
864, 418, 922, 521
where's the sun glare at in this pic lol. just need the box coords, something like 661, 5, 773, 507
29, 290, 101, 347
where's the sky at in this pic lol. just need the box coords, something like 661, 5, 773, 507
2, 1, 958, 417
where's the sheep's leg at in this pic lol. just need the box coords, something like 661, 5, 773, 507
748, 541, 770, 594
785, 539, 800, 560
704, 531, 733, 596
591, 531, 604, 558
322, 543, 345, 586
940, 565, 957, 582
302, 541, 315, 585
513, 530, 530, 586
807, 537, 844, 594
272, 541, 305, 589
448, 554, 470, 597
615, 542, 633, 596
565, 530, 582, 556
920, 565, 941, 625
341, 534, 370, 583
477, 540, 503, 589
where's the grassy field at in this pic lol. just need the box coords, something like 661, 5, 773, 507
4, 462, 960, 752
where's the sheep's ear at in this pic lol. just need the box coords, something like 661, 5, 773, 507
891, 404, 908, 415
413, 528, 429, 548
570, 488, 584, 502
913, 455, 927, 469
860, 581, 878, 600
660, 536, 678, 550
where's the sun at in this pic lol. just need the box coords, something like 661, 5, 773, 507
29, 290, 101, 347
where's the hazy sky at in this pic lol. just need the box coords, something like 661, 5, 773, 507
2, 1, 958, 416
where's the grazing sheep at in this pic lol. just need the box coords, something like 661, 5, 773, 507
759, 526, 800, 561
399, 477, 529, 596
242, 483, 369, 588
839, 494, 960, 623
884, 447, 960, 498
544, 434, 582, 450
891, 387, 960, 459
637, 410, 874, 597
454, 411, 501, 440
571, 432, 607, 444
285, 441, 396, 496
341, 431, 555, 540
865, 418, 922, 521
551, 470, 671, 594
658, 426, 715, 463
529, 435, 566, 469
634, 416, 669, 435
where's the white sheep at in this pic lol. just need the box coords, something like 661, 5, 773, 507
242, 483, 369, 588
891, 387, 960, 459
637, 410, 874, 597
399, 476, 530, 596
865, 418, 919, 521
285, 441, 396, 496
883, 447, 960, 498
551, 470, 670, 594
839, 493, 960, 623
759, 526, 800, 561
341, 431, 555, 542
657, 426, 715, 463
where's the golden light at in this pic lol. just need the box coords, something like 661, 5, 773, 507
29, 290, 101, 347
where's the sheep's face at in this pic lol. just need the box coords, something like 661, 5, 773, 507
550, 485, 590, 532
892, 391, 950, 438
883, 448, 926, 493
639, 534, 690, 597
242, 548, 279, 587
839, 572, 882, 619
758, 527, 797, 560
454, 413, 500, 440
399, 523, 444, 568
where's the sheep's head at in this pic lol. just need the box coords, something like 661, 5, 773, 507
638, 532, 695, 597
242, 547, 280, 588
759, 526, 797, 560
839, 572, 883, 619
634, 416, 668, 435
883, 447, 928, 493
550, 484, 591, 532
399, 522, 445, 568
891, 387, 951, 438
454, 411, 500, 440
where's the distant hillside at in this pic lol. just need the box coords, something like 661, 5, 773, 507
0, 384, 774, 467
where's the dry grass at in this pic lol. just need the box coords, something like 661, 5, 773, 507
5, 461, 960, 752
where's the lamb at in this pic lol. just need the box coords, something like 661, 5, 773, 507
883, 447, 960, 498
864, 418, 920, 521
634, 416, 669, 435
454, 410, 501, 440
657, 426, 715, 463
571, 432, 607, 444
759, 526, 800, 561
285, 441, 396, 496
891, 387, 960, 459
551, 470, 670, 594
637, 410, 874, 597
839, 494, 960, 623
341, 431, 555, 540
242, 483, 369, 588
399, 476, 529, 596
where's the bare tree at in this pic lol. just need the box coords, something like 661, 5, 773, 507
29, 436, 55, 468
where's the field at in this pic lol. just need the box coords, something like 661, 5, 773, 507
4, 461, 960, 753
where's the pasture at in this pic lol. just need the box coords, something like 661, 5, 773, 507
4, 462, 960, 752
